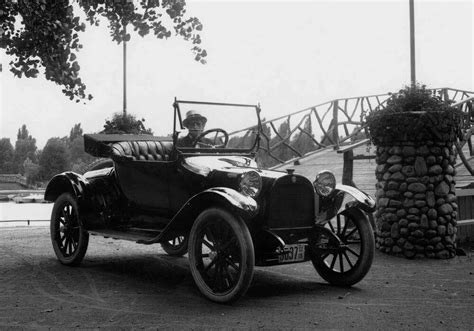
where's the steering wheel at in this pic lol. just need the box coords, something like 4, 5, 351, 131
192, 129, 229, 148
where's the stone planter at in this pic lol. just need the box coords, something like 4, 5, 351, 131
372, 112, 460, 259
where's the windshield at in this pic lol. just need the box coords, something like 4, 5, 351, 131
174, 100, 260, 152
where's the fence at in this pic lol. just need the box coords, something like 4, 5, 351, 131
238, 87, 474, 168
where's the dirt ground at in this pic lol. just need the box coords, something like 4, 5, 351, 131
1, 226, 473, 330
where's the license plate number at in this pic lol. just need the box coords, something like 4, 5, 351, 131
278, 244, 305, 263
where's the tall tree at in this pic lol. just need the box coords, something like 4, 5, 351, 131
39, 137, 70, 180
1, 0, 207, 102
13, 124, 37, 174
0, 138, 15, 173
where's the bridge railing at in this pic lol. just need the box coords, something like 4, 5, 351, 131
249, 87, 473, 168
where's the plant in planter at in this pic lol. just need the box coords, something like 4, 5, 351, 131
364, 84, 464, 259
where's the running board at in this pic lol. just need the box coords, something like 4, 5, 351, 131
89, 228, 162, 243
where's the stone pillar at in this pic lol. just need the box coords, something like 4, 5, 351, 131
374, 141, 458, 258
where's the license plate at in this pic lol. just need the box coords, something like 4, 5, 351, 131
278, 244, 306, 263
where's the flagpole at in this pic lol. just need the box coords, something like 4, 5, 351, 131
123, 24, 127, 116
409, 0, 416, 86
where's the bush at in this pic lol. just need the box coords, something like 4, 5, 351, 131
364, 84, 464, 145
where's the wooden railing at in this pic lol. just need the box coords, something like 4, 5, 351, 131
248, 87, 474, 168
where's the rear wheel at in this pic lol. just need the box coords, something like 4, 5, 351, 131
310, 208, 374, 286
50, 193, 89, 266
161, 235, 188, 257
188, 208, 254, 303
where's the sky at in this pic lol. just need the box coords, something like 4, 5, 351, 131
0, 0, 473, 149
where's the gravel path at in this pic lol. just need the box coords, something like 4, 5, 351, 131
1, 227, 473, 329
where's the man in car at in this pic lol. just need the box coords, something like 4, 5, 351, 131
177, 110, 211, 147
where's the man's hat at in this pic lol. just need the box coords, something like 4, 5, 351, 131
183, 110, 207, 127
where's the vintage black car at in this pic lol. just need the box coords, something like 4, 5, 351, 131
45, 100, 376, 303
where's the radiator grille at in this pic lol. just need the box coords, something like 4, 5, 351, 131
267, 175, 314, 229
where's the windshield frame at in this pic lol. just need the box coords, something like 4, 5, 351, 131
173, 99, 262, 155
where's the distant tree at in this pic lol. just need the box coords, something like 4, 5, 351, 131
13, 125, 37, 174
0, 138, 15, 173
1, 0, 207, 102
39, 138, 70, 180
23, 157, 40, 186
292, 116, 317, 155
69, 123, 83, 141
102, 112, 153, 134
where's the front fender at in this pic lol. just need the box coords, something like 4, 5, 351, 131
318, 184, 375, 223
142, 187, 258, 244
44, 172, 87, 202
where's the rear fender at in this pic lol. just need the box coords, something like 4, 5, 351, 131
44, 172, 87, 202
151, 187, 258, 243
317, 184, 375, 224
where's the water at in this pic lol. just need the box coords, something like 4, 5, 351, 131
0, 202, 52, 227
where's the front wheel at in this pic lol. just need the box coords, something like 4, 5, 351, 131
310, 208, 374, 286
50, 193, 89, 266
188, 208, 255, 303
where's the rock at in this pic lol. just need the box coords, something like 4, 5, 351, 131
414, 245, 425, 253
389, 200, 402, 207
392, 245, 402, 253
415, 200, 427, 208
414, 193, 426, 200
427, 208, 437, 219
399, 182, 408, 192
426, 155, 437, 165
436, 198, 446, 206
435, 182, 450, 197
447, 223, 454, 235
430, 147, 442, 155
408, 183, 426, 193
415, 157, 428, 176
384, 213, 399, 223
446, 194, 456, 203
404, 242, 414, 250
428, 165, 443, 175
437, 225, 446, 236
417, 146, 430, 156
408, 222, 419, 229
426, 191, 436, 207
389, 146, 402, 155
390, 172, 405, 181
384, 238, 395, 246
376, 164, 387, 173
396, 209, 407, 218
420, 215, 429, 228
397, 238, 406, 246
391, 223, 399, 238
404, 192, 414, 198
406, 177, 419, 183
387, 155, 403, 164
407, 215, 420, 222
376, 189, 385, 199
388, 164, 403, 173
438, 216, 447, 225
436, 250, 450, 259
401, 165, 416, 177
426, 245, 434, 252
386, 190, 400, 199
402, 146, 416, 156
429, 236, 442, 245
399, 219, 408, 227
377, 198, 390, 208
429, 220, 438, 229
408, 208, 420, 215
386, 181, 399, 190
400, 228, 409, 236
438, 203, 453, 215
403, 199, 415, 208
445, 165, 454, 175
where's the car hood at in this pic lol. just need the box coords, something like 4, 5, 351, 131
182, 156, 285, 179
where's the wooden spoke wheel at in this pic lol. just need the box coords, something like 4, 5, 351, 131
188, 208, 254, 303
310, 208, 374, 286
50, 193, 89, 266
161, 235, 189, 257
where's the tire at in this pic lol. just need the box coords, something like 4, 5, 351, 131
188, 207, 255, 303
50, 193, 89, 266
310, 208, 374, 286
161, 235, 189, 257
